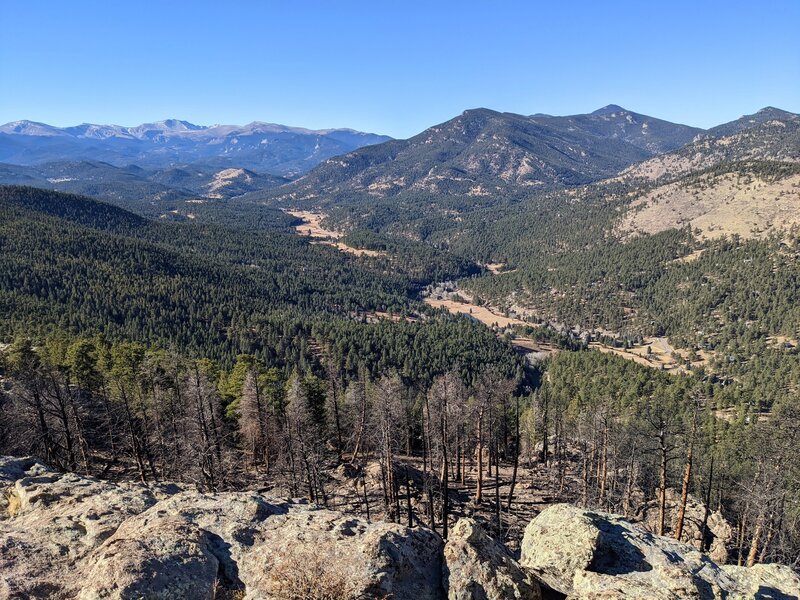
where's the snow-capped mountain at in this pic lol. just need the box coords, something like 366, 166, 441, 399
0, 119, 392, 176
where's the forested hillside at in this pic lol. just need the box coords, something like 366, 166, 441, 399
456, 118, 800, 348
268, 110, 800, 358
0, 160, 292, 224
0, 186, 515, 377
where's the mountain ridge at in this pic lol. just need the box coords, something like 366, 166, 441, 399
0, 118, 390, 140
260, 105, 738, 210
0, 119, 392, 176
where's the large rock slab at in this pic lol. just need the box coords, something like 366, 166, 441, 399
1, 457, 176, 599
519, 503, 796, 600
0, 456, 444, 599
247, 510, 444, 599
444, 518, 541, 600
77, 516, 219, 600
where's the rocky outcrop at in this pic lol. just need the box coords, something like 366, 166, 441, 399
78, 517, 220, 600
520, 503, 798, 600
0, 456, 443, 599
639, 488, 733, 564
3, 459, 799, 600
444, 518, 541, 600
1, 456, 177, 598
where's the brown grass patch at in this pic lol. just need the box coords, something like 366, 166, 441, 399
423, 297, 530, 328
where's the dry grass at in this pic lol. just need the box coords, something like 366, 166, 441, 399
289, 210, 387, 258
423, 297, 530, 329
267, 548, 365, 600
288, 210, 343, 239
5, 490, 21, 518
330, 242, 385, 258
484, 262, 506, 274
621, 173, 800, 240
589, 336, 711, 375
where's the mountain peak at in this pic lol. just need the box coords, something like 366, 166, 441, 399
708, 106, 800, 137
461, 108, 500, 118
755, 106, 796, 118
591, 104, 628, 116
140, 119, 204, 132
0, 120, 67, 136
0, 118, 393, 175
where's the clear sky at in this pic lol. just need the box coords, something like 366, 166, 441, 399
1, 0, 798, 138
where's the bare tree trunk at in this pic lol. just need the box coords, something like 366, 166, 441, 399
427, 486, 436, 534
393, 462, 402, 524
507, 395, 521, 513
658, 431, 668, 536
674, 436, 694, 541
475, 407, 484, 504
50, 375, 77, 470
192, 366, 214, 489
746, 512, 765, 567
675, 400, 699, 541
327, 361, 343, 462
440, 414, 449, 540
379, 455, 390, 518
623, 441, 637, 517
737, 510, 748, 566
33, 389, 56, 465
461, 437, 467, 486
285, 415, 298, 497
362, 478, 371, 522
540, 391, 549, 464
313, 461, 328, 507
758, 507, 778, 564
421, 398, 428, 476
581, 440, 589, 507
405, 467, 413, 527
700, 454, 714, 552
66, 383, 91, 475
599, 418, 609, 505
351, 379, 368, 463
494, 432, 501, 531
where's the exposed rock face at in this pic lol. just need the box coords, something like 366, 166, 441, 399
639, 488, 733, 564
78, 517, 220, 600
0, 457, 443, 599
444, 518, 541, 600
1, 456, 175, 598
519, 503, 797, 600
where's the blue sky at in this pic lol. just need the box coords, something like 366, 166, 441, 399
1, 1, 799, 138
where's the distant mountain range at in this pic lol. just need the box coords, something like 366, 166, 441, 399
2, 104, 799, 351
0, 119, 392, 176
2, 106, 797, 231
